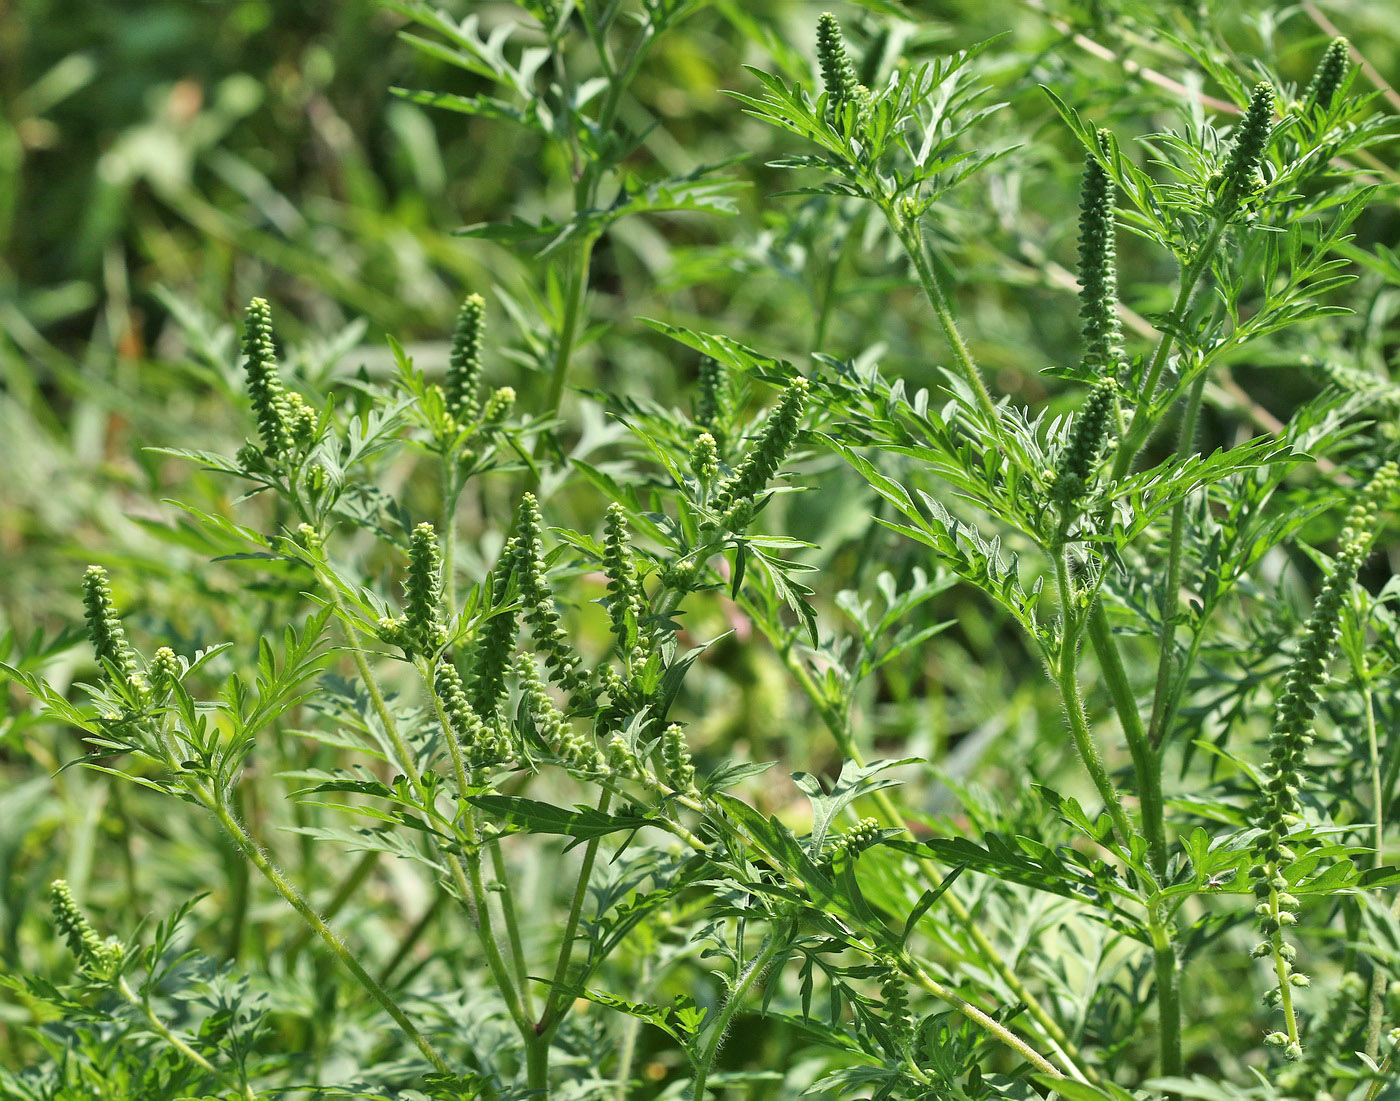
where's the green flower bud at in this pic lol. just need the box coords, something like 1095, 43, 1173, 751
50, 880, 124, 978
82, 566, 139, 682
660, 722, 697, 794
446, 294, 486, 426
603, 503, 645, 656
1302, 37, 1349, 111
403, 522, 447, 653
241, 298, 291, 456
470, 539, 519, 722
1077, 131, 1123, 377
816, 13, 859, 113
513, 494, 587, 696
1052, 380, 1117, 517
1215, 82, 1275, 215
712, 376, 809, 529
696, 357, 726, 439
481, 386, 515, 431
691, 431, 720, 486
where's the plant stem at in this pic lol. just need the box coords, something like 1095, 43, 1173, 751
1146, 374, 1208, 749
614, 955, 652, 1100
206, 799, 452, 1075
904, 958, 1065, 1078
1055, 552, 1136, 852
1111, 219, 1226, 481
1362, 670, 1389, 1059
537, 789, 614, 1041
885, 208, 1001, 430
1148, 914, 1183, 1081
490, 839, 535, 1018
691, 924, 789, 1098
118, 974, 257, 1099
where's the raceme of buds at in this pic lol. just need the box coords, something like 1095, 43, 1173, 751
660, 723, 697, 794
829, 817, 881, 862
437, 658, 508, 770
603, 504, 645, 656
519, 654, 603, 775
403, 522, 448, 654
711, 376, 809, 528
50, 880, 124, 979
82, 566, 140, 683
470, 540, 520, 723
690, 431, 720, 487
1301, 37, 1349, 111
696, 358, 725, 439
816, 13, 859, 113
880, 960, 913, 1053
242, 298, 291, 456
1249, 461, 1396, 1051
514, 494, 587, 696
1276, 972, 1363, 1094
1215, 82, 1275, 214
481, 386, 515, 431
446, 294, 486, 427
1078, 132, 1123, 377
1052, 380, 1117, 514
150, 646, 180, 688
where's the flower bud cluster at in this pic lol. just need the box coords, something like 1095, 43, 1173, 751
603, 504, 645, 657
437, 658, 509, 770
816, 13, 859, 113
519, 655, 604, 776
514, 494, 587, 696
659, 723, 697, 794
1077, 132, 1123, 377
711, 377, 809, 529
1250, 461, 1396, 1050
470, 540, 521, 723
1301, 37, 1349, 111
1051, 380, 1117, 519
879, 960, 913, 1053
1276, 972, 1363, 1094
696, 358, 726, 439
402, 522, 448, 654
690, 431, 720, 487
50, 880, 124, 980
1213, 82, 1275, 215
82, 566, 140, 684
446, 294, 486, 427
828, 817, 882, 863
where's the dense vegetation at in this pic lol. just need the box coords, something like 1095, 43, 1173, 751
4, 0, 1400, 1097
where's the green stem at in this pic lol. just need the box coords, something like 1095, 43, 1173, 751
537, 789, 615, 1044
885, 208, 1001, 429
1085, 605, 1167, 878
614, 955, 652, 1100
904, 959, 1065, 1078
441, 460, 460, 617
490, 838, 535, 1018
1148, 914, 1183, 1081
1111, 218, 1226, 481
1362, 671, 1388, 1059
208, 799, 452, 1075
1055, 553, 1136, 852
1146, 374, 1208, 748
118, 974, 256, 1099
691, 925, 790, 1098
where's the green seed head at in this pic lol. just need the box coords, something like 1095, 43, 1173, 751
470, 540, 519, 723
481, 385, 515, 431
82, 566, 139, 682
816, 13, 859, 112
660, 722, 697, 794
1052, 380, 1117, 512
1077, 132, 1123, 376
712, 376, 809, 528
50, 880, 123, 978
514, 494, 587, 696
447, 294, 486, 426
603, 503, 645, 655
242, 298, 290, 456
1216, 82, 1275, 214
403, 522, 446, 653
1302, 37, 1349, 111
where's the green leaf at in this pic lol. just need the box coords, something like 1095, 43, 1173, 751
468, 795, 653, 841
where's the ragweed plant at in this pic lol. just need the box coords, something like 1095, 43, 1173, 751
5, 4, 1400, 1100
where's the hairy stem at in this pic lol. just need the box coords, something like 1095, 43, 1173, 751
691, 925, 789, 1098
